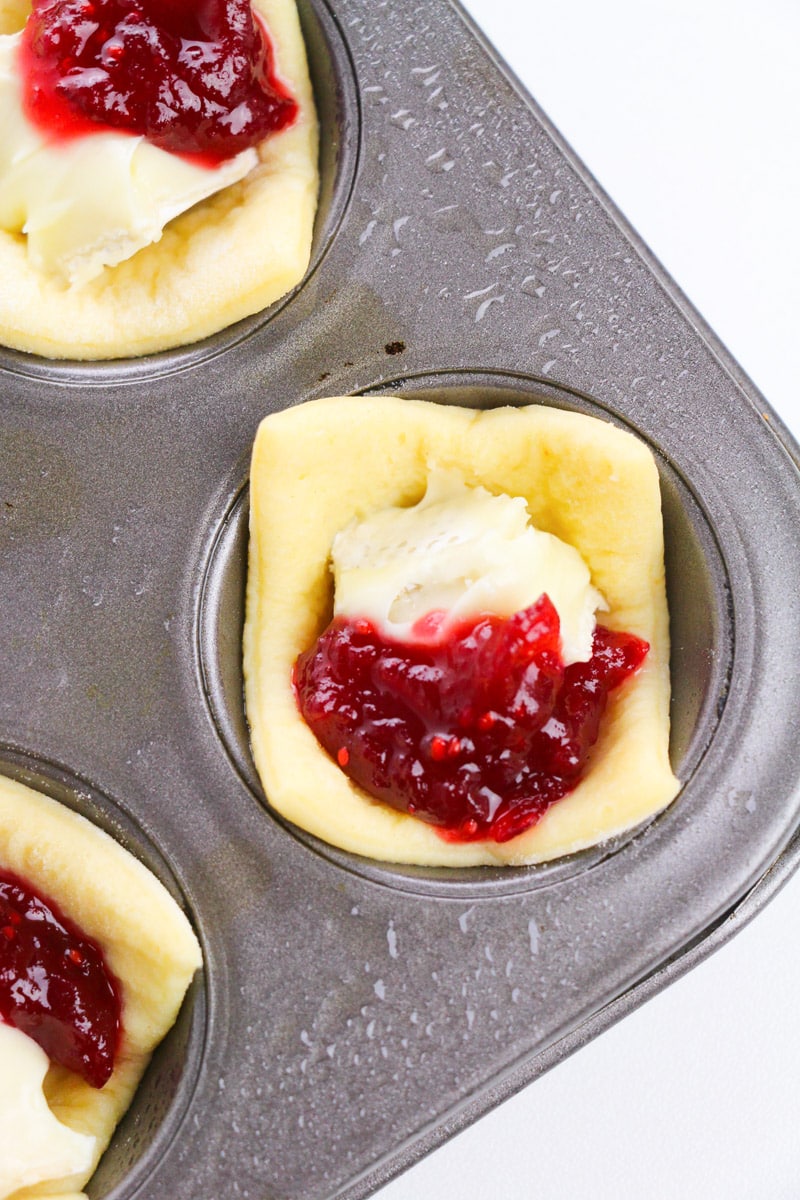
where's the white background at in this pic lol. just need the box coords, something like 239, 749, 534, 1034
375, 2, 800, 1197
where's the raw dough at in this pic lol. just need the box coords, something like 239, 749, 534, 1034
243, 395, 680, 867
0, 0, 318, 359
0, 773, 201, 1199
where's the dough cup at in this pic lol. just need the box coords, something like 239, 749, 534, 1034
243, 394, 680, 867
0, 773, 201, 1200
0, 0, 319, 359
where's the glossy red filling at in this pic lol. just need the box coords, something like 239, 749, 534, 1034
295, 596, 649, 843
19, 0, 298, 164
0, 868, 121, 1088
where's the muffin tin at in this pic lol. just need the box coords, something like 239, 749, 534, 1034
2, 0, 800, 1196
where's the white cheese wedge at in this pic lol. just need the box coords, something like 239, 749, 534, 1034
331, 467, 607, 664
0, 31, 257, 286
0, 1022, 96, 1198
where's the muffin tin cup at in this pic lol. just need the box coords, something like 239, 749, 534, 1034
198, 369, 730, 897
2, 0, 800, 1196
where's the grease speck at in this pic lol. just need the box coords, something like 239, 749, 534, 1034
528, 918, 540, 957
458, 906, 475, 934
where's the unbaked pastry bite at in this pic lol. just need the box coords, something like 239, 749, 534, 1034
0, 773, 201, 1200
0, 0, 318, 359
243, 395, 679, 868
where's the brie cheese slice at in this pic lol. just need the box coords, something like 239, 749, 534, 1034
331, 467, 607, 663
0, 1022, 95, 1198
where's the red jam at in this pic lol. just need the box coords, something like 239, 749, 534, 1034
19, 0, 298, 163
295, 596, 649, 843
0, 868, 121, 1088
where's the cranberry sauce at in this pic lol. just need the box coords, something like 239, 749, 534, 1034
0, 868, 121, 1088
295, 596, 649, 843
19, 0, 298, 162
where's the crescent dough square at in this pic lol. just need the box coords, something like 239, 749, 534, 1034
0, 773, 202, 1200
0, 0, 318, 359
243, 395, 680, 868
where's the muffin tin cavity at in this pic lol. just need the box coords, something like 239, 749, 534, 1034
0, 748, 207, 1200
197, 374, 732, 896
0, 0, 359, 384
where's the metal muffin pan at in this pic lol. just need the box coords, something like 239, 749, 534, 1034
1, 0, 800, 1196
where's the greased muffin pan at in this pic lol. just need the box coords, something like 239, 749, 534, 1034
2, 0, 800, 1196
